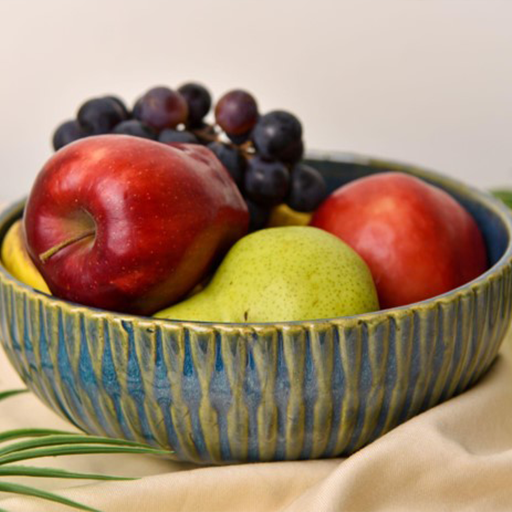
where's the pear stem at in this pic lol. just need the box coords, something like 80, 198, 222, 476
39, 229, 95, 264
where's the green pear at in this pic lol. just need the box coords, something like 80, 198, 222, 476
155, 226, 379, 323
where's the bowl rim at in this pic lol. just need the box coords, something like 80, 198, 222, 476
2, 150, 512, 329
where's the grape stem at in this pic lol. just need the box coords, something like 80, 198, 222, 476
234, 141, 255, 158
191, 126, 219, 143
39, 230, 95, 263
191, 125, 256, 158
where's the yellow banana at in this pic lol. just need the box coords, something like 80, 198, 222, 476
267, 203, 312, 228
1, 220, 50, 294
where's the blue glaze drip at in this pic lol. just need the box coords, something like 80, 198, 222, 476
153, 328, 182, 457
469, 293, 483, 387
215, 334, 224, 372
153, 328, 172, 405
22, 295, 36, 372
300, 330, 318, 459
57, 310, 87, 427
21, 296, 56, 409
35, 301, 76, 423
397, 312, 423, 424
183, 331, 194, 378
345, 325, 372, 454
274, 331, 290, 460
417, 309, 439, 412
38, 304, 53, 373
454, 299, 474, 395
244, 337, 262, 462
77, 315, 113, 436
9, 287, 21, 352
209, 332, 232, 461
0, 287, 8, 343
371, 318, 398, 440
180, 329, 209, 461
322, 329, 344, 457
439, 304, 464, 402
101, 320, 132, 439
123, 320, 155, 443
78, 316, 98, 387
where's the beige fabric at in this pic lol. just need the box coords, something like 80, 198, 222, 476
1, 332, 512, 512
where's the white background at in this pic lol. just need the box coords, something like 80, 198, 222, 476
0, 0, 511, 203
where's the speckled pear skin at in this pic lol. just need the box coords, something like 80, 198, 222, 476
0, 153, 512, 465
156, 226, 379, 323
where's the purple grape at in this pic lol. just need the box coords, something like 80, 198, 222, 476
286, 163, 327, 212
113, 120, 157, 140
251, 110, 303, 163
77, 97, 126, 135
135, 86, 188, 131
226, 132, 251, 145
207, 142, 246, 188
246, 199, 271, 231
132, 97, 143, 119
244, 156, 290, 206
215, 90, 259, 136
104, 95, 130, 120
178, 83, 211, 128
159, 129, 199, 144
282, 139, 304, 165
52, 120, 86, 150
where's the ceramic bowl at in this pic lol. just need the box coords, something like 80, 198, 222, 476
0, 153, 511, 465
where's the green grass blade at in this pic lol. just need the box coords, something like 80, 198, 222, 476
0, 434, 163, 457
0, 481, 101, 512
491, 189, 512, 208
0, 444, 169, 466
0, 465, 134, 481
0, 428, 80, 444
0, 390, 27, 403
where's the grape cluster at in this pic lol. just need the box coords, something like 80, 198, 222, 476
52, 84, 327, 230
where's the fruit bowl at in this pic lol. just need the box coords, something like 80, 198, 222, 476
0, 152, 511, 465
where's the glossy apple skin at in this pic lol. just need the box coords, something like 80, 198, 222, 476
24, 135, 249, 315
311, 172, 487, 309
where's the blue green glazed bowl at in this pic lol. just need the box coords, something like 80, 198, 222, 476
0, 153, 511, 465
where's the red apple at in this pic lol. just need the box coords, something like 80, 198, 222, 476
24, 135, 249, 315
311, 172, 487, 309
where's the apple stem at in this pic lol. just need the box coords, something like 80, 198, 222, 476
39, 229, 95, 264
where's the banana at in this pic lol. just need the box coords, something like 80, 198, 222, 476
1, 220, 50, 294
267, 203, 313, 228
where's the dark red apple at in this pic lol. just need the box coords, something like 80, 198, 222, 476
311, 172, 487, 309
24, 135, 249, 315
